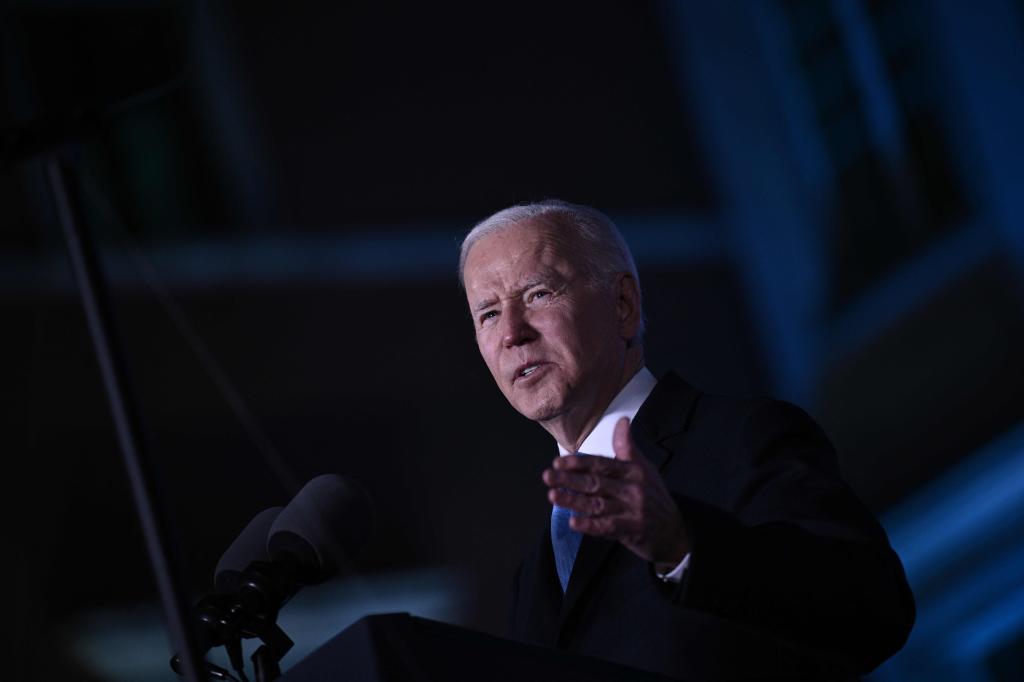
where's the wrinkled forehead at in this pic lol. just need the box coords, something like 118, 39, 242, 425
463, 220, 583, 295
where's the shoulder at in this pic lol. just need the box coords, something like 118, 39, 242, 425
650, 371, 822, 433
702, 394, 829, 441
648, 372, 836, 466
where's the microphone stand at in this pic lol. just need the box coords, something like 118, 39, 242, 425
46, 155, 206, 681
171, 561, 296, 681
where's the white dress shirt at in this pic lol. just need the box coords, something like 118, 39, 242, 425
556, 366, 690, 582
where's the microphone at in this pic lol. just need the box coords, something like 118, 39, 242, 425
267, 473, 374, 584
234, 474, 374, 619
169, 473, 374, 675
215, 506, 283, 593
172, 474, 374, 679
173, 506, 284, 678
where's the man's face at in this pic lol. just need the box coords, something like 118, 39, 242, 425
463, 219, 628, 426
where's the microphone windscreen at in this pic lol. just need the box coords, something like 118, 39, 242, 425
267, 474, 374, 584
214, 506, 283, 593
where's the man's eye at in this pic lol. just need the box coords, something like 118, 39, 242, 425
480, 310, 498, 325
529, 290, 551, 303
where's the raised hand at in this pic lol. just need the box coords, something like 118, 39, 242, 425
542, 417, 690, 571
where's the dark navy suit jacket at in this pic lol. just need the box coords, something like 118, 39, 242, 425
509, 373, 915, 680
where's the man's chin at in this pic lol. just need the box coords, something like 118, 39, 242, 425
510, 396, 565, 424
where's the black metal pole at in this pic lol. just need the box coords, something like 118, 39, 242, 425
46, 155, 206, 681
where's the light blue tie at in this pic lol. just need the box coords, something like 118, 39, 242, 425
551, 504, 582, 592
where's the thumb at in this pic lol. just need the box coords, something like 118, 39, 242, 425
613, 416, 636, 461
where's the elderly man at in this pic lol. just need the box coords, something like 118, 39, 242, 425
459, 199, 914, 680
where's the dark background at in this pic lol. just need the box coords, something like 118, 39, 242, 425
4, 1, 1024, 680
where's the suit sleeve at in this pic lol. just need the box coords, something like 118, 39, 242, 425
668, 399, 916, 673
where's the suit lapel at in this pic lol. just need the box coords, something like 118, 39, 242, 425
632, 371, 699, 453
555, 372, 699, 636
518, 521, 564, 644
557, 534, 615, 632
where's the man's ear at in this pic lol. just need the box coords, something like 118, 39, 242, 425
615, 273, 642, 341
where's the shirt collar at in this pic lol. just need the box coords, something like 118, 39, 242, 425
557, 366, 658, 458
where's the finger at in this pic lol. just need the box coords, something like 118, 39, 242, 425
613, 416, 637, 461
552, 455, 640, 481
548, 488, 625, 517
570, 514, 629, 538
543, 469, 630, 497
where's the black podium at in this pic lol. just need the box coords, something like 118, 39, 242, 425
279, 613, 681, 681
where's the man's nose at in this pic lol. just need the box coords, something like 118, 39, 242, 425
501, 305, 538, 348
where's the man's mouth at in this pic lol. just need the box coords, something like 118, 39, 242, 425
513, 362, 548, 383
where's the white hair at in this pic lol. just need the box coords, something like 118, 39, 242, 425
458, 199, 645, 343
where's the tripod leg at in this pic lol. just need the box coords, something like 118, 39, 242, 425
47, 156, 205, 682
251, 644, 282, 682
